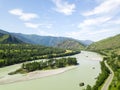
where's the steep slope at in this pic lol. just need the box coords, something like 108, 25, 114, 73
0, 30, 24, 44
87, 34, 120, 50
0, 29, 9, 34
11, 33, 34, 44
55, 39, 85, 50
0, 34, 24, 44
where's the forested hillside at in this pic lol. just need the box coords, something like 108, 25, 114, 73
0, 32, 24, 44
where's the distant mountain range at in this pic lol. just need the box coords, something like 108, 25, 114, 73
79, 40, 93, 46
1, 29, 120, 51
12, 33, 93, 46
12, 33, 68, 46
87, 34, 120, 50
0, 29, 93, 50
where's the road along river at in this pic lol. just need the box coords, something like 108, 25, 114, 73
0, 51, 102, 90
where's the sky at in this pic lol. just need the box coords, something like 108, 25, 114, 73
0, 0, 120, 41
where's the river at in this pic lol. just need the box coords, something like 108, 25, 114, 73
0, 51, 102, 90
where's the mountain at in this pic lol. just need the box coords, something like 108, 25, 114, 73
0, 29, 9, 34
55, 39, 85, 50
79, 40, 93, 46
0, 33, 24, 44
0, 29, 87, 50
12, 33, 92, 46
12, 33, 69, 46
12, 33, 85, 50
0, 29, 24, 44
87, 34, 120, 50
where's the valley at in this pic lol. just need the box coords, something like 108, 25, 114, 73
0, 0, 120, 89
0, 51, 101, 90
0, 29, 120, 90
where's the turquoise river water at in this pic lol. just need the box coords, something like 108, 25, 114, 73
0, 51, 102, 90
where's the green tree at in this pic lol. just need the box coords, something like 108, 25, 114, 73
86, 85, 92, 90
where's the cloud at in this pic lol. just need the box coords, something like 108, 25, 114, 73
79, 0, 120, 29
24, 22, 53, 29
66, 15, 120, 41
65, 27, 120, 41
45, 24, 53, 29
40, 23, 53, 29
66, 29, 108, 37
37, 30, 58, 36
9, 9, 38, 21
24, 23, 40, 29
70, 0, 120, 41
108, 18, 120, 25
75, 16, 120, 41
83, 0, 120, 16
9, 9, 53, 29
78, 16, 111, 28
52, 0, 75, 15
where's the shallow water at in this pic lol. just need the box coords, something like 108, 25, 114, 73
0, 51, 101, 90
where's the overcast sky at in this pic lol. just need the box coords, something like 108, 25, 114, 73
0, 0, 120, 41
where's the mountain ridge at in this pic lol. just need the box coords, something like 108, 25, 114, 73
55, 39, 85, 50
87, 34, 120, 50
0, 29, 24, 44
0, 29, 93, 50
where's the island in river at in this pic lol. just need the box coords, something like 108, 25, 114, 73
8, 57, 78, 75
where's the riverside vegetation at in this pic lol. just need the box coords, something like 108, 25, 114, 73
86, 34, 120, 90
85, 58, 110, 90
0, 44, 80, 68
8, 57, 78, 75
1, 29, 120, 90
89, 49, 120, 90
101, 49, 120, 90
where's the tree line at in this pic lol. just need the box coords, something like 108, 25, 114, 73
85, 60, 110, 90
106, 52, 120, 90
9, 57, 78, 74
0, 44, 80, 67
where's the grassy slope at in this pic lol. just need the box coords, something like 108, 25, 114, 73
0, 34, 9, 42
86, 34, 120, 90
0, 34, 24, 44
87, 34, 120, 50
55, 39, 85, 50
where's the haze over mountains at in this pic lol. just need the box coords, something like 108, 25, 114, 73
12, 32, 93, 46
0, 29, 93, 50
1, 29, 120, 51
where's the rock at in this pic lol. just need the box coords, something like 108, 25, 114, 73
79, 82, 84, 87
92, 67, 95, 69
